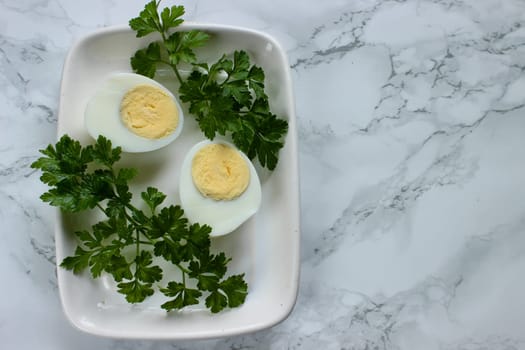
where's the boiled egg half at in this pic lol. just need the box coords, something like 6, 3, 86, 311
85, 72, 184, 152
179, 140, 262, 237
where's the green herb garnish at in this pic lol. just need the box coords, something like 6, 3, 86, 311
129, 0, 288, 170
31, 135, 247, 313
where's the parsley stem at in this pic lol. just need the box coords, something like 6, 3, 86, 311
157, 18, 184, 84
136, 230, 140, 256
123, 210, 136, 224
175, 263, 190, 275
96, 203, 107, 215
171, 63, 183, 84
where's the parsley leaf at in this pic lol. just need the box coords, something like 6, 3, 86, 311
219, 274, 248, 308
205, 290, 227, 313
149, 205, 187, 241
141, 187, 166, 214
135, 251, 163, 283
60, 246, 91, 274
117, 279, 155, 304
205, 274, 248, 313
166, 30, 210, 65
89, 135, 121, 167
160, 282, 201, 311
128, 0, 163, 38
188, 252, 229, 291
107, 254, 133, 282
130, 42, 162, 78
160, 4, 185, 32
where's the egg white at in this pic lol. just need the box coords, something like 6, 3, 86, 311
179, 140, 262, 237
84, 72, 184, 153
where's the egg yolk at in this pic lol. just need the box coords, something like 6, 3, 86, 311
120, 85, 179, 139
191, 143, 250, 200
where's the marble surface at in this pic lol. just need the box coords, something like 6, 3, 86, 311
2, 0, 525, 348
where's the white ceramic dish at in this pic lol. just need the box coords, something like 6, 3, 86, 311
55, 24, 300, 339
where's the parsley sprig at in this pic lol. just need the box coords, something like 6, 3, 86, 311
129, 0, 288, 170
31, 135, 247, 313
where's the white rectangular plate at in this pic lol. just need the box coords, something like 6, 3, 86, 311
55, 24, 300, 339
